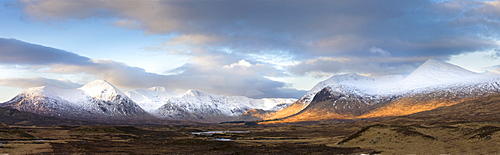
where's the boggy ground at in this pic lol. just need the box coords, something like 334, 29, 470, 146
0, 123, 371, 154
0, 120, 499, 154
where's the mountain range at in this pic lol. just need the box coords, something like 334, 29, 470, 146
0, 80, 150, 120
260, 59, 500, 122
0, 80, 294, 122
128, 88, 294, 122
1, 59, 499, 123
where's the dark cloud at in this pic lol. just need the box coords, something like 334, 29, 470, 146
0, 38, 91, 65
9, 0, 500, 98
18, 0, 500, 60
0, 77, 81, 89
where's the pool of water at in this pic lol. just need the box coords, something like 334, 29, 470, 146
190, 131, 250, 136
212, 138, 233, 141
190, 131, 251, 141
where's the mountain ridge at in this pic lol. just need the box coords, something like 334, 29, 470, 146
263, 59, 500, 122
0, 80, 150, 121
1, 80, 296, 122
152, 89, 295, 122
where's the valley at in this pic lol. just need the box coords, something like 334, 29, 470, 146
0, 118, 498, 154
0, 94, 499, 154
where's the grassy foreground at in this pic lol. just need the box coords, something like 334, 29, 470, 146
0, 120, 498, 154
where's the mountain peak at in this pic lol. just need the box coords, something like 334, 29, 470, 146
147, 86, 166, 92
401, 59, 478, 86
415, 59, 476, 75
82, 79, 113, 87
21, 86, 49, 96
79, 80, 126, 101
184, 89, 206, 96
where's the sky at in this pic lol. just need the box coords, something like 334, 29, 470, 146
0, 0, 499, 102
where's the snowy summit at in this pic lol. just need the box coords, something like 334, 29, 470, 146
298, 59, 499, 104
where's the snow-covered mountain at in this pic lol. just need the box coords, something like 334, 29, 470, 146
1, 79, 295, 122
268, 59, 500, 121
0, 80, 150, 120
125, 86, 182, 112
297, 59, 492, 104
296, 59, 497, 104
138, 89, 295, 121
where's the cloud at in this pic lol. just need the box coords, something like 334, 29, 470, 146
47, 59, 167, 89
114, 19, 141, 29
0, 77, 81, 89
0, 38, 91, 65
223, 60, 252, 68
486, 65, 500, 74
158, 55, 299, 98
493, 49, 500, 59
18, 0, 500, 60
10, 0, 500, 98
15, 0, 500, 82
165, 34, 222, 47
47, 57, 302, 98
369, 47, 391, 57
0, 39, 302, 98
20, 0, 118, 20
289, 57, 429, 76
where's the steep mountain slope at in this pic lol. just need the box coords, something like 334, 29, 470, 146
397, 93, 500, 123
358, 80, 500, 118
267, 59, 500, 122
0, 80, 150, 121
153, 89, 295, 122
